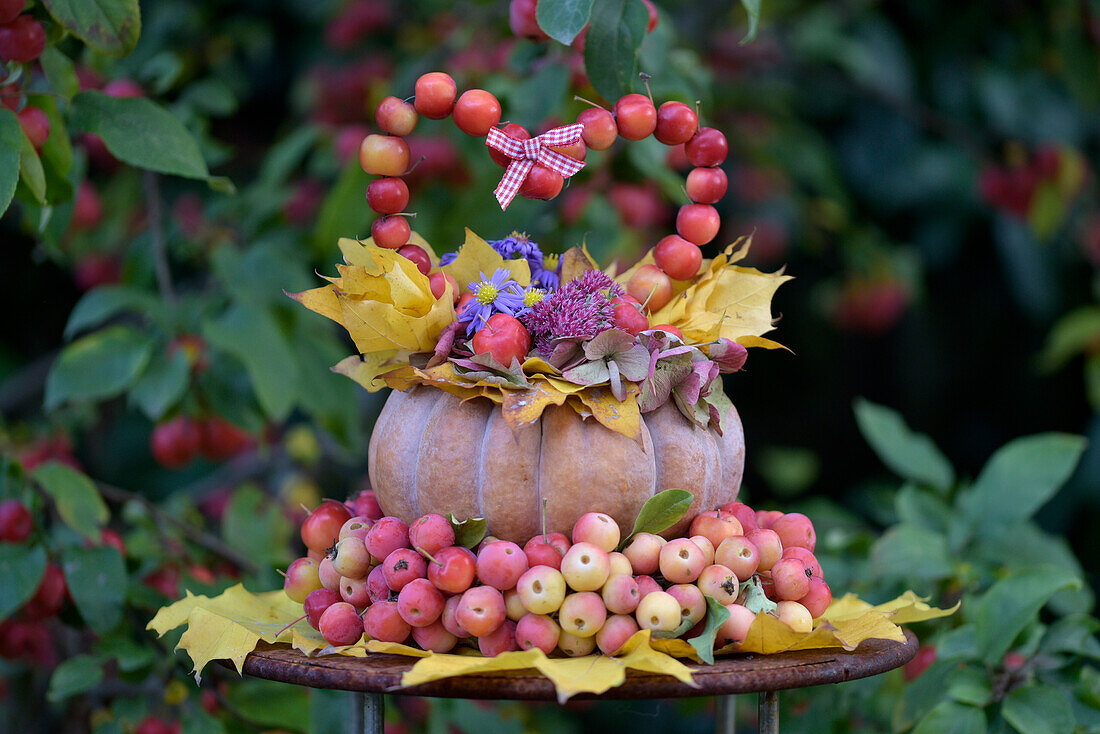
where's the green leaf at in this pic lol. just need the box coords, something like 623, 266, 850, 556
64, 285, 160, 340
447, 514, 488, 549
203, 303, 300, 421
620, 489, 693, 548
536, 0, 595, 45
44, 325, 156, 410
62, 545, 127, 635
42, 0, 141, 56
961, 433, 1086, 531
0, 544, 48, 622
182, 708, 228, 734
222, 485, 294, 568
911, 700, 986, 734
650, 614, 695, 640
1040, 614, 1100, 660
70, 91, 213, 182
1002, 684, 1075, 734
584, 0, 649, 103
688, 596, 730, 665
129, 350, 190, 421
28, 93, 74, 204
854, 398, 955, 491
31, 461, 109, 539
893, 659, 957, 731
223, 680, 309, 732
946, 664, 992, 707
936, 624, 979, 661
0, 109, 21, 216
974, 566, 1082, 666
40, 47, 80, 100
870, 524, 952, 582
17, 121, 46, 205
1038, 307, 1100, 372
505, 62, 571, 130
47, 654, 104, 702
739, 0, 763, 44
94, 633, 155, 672
895, 484, 952, 533
311, 161, 371, 255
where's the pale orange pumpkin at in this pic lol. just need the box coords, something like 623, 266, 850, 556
367, 386, 745, 542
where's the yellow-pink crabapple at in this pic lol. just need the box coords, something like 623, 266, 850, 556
557, 629, 596, 657
666, 583, 707, 626
622, 532, 665, 575
363, 600, 411, 643
382, 548, 428, 591
397, 578, 445, 628
776, 600, 813, 633
364, 517, 410, 561
478, 619, 520, 657
504, 587, 527, 621
283, 557, 323, 603
457, 586, 507, 637
781, 546, 823, 579
476, 540, 529, 590
332, 537, 372, 579
696, 564, 740, 605
659, 538, 708, 583
601, 573, 641, 615
571, 512, 621, 552
771, 557, 811, 601
596, 614, 640, 655
635, 590, 682, 632
608, 552, 633, 576
716, 604, 756, 648
366, 565, 391, 604
318, 602, 364, 646
560, 542, 611, 591
558, 591, 607, 638
689, 535, 715, 566
516, 613, 561, 654
409, 513, 455, 556
339, 576, 372, 609
745, 528, 783, 572
339, 516, 373, 542
441, 595, 470, 638
318, 556, 342, 591
635, 575, 662, 599
426, 546, 477, 594
714, 536, 760, 582
516, 565, 566, 614
770, 512, 816, 552
411, 619, 458, 652
798, 577, 832, 618
689, 511, 743, 550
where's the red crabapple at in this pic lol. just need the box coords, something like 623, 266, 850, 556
372, 216, 411, 249
478, 619, 519, 657
332, 537, 372, 578
346, 490, 383, 521
426, 545, 477, 594
516, 613, 560, 654
366, 177, 409, 215
635, 590, 681, 632
457, 586, 507, 637
746, 528, 782, 571
798, 577, 832, 618
560, 542, 611, 591
383, 548, 428, 591
659, 538, 707, 583
771, 557, 810, 601
716, 604, 756, 647
488, 123, 530, 167
771, 512, 817, 552
614, 94, 657, 141
519, 165, 564, 200
596, 614, 640, 655
284, 558, 323, 603
696, 564, 740, 605
686, 166, 728, 204
150, 417, 202, 469
398, 244, 431, 275
397, 578, 445, 628
635, 575, 662, 599
429, 272, 459, 302
409, 513, 455, 555
0, 0, 22, 25
362, 601, 412, 643
611, 295, 650, 335
25, 563, 66, 617
781, 546, 822, 579
453, 89, 501, 136
364, 516, 410, 561
508, 0, 548, 40
667, 583, 706, 626
471, 313, 531, 366
340, 576, 372, 609
359, 134, 411, 176
623, 532, 665, 575
654, 101, 698, 146
689, 535, 715, 566
714, 536, 760, 582
476, 540, 529, 590
558, 591, 607, 638
676, 204, 720, 245
523, 541, 564, 570
442, 595, 470, 638
718, 502, 758, 532
0, 499, 32, 543
516, 565, 566, 614
756, 510, 783, 529
571, 512, 620, 552
685, 127, 729, 167
367, 564, 392, 604
339, 517, 373, 542
0, 15, 45, 63
577, 107, 617, 150
413, 72, 457, 119
653, 235, 703, 280
627, 264, 673, 312
601, 573, 640, 615
689, 511, 743, 550
375, 96, 418, 136
411, 619, 458, 652
301, 501, 353, 553
776, 601, 813, 633
304, 588, 341, 629
608, 551, 633, 576
16, 106, 49, 151
318, 602, 364, 646
558, 630, 596, 657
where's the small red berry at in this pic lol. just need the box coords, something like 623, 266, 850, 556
0, 15, 46, 63
0, 500, 32, 543
150, 417, 202, 469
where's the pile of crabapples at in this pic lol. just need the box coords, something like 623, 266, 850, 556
283, 495, 831, 656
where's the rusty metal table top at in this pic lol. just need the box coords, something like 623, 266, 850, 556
235, 629, 917, 701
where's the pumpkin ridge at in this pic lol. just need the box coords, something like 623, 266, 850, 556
475, 397, 491, 518
410, 387, 447, 517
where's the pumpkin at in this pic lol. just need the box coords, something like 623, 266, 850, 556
367, 386, 745, 543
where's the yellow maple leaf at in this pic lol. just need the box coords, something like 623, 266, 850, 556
568, 385, 642, 439
501, 380, 570, 428
443, 228, 531, 291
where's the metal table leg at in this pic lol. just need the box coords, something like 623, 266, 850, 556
758, 690, 778, 734
715, 694, 736, 734
350, 692, 384, 734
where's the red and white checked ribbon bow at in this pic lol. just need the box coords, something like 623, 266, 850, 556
486, 123, 586, 210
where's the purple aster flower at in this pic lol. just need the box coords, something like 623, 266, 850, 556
521, 270, 624, 353
438, 252, 458, 267
488, 233, 544, 273
459, 268, 526, 335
